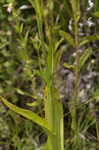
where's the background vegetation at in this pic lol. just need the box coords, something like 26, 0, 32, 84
0, 0, 99, 150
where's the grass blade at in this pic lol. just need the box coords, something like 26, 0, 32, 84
0, 96, 53, 134
80, 36, 99, 46
79, 48, 92, 71
59, 30, 75, 47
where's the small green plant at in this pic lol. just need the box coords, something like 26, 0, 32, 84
0, 0, 99, 150
0, 0, 64, 150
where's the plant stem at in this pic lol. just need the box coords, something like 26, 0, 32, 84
70, 0, 80, 139
43, 1, 64, 150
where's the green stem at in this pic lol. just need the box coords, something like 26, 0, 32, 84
70, 0, 80, 139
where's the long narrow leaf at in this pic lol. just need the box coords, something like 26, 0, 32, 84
44, 87, 64, 150
59, 30, 75, 47
79, 48, 92, 70
63, 63, 75, 71
0, 96, 53, 134
80, 35, 99, 46
70, 0, 80, 22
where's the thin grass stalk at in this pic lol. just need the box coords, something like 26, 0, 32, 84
44, 24, 64, 150
70, 0, 81, 139
34, 0, 64, 149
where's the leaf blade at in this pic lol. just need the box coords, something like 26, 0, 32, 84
0, 96, 53, 134
80, 36, 99, 46
79, 48, 92, 70
59, 30, 75, 47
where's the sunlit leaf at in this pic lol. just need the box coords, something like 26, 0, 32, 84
15, 88, 25, 95
44, 87, 64, 150
63, 63, 75, 71
79, 48, 92, 70
80, 36, 99, 46
59, 30, 75, 47
15, 88, 38, 100
55, 38, 64, 52
27, 101, 40, 107
0, 96, 53, 134
54, 45, 65, 70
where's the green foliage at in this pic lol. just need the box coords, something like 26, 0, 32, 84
0, 0, 99, 150
59, 30, 75, 47
79, 48, 92, 71
0, 96, 52, 133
